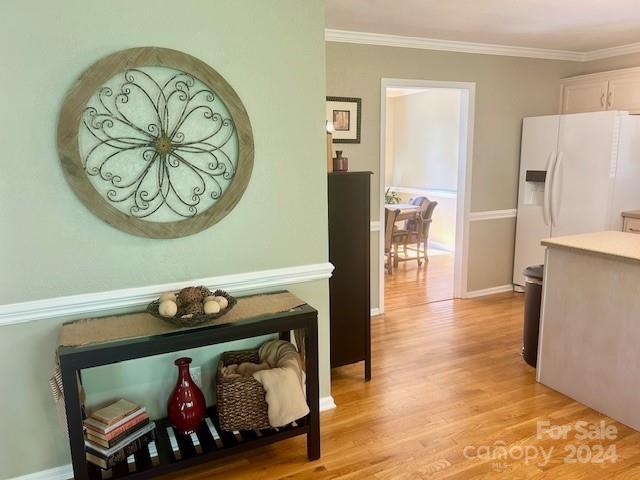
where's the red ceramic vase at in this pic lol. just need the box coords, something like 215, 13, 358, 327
167, 357, 206, 435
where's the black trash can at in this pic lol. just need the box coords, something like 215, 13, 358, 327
522, 264, 543, 367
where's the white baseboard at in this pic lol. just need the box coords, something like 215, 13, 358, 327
427, 240, 454, 252
320, 395, 336, 411
465, 284, 514, 298
371, 307, 381, 316
8, 464, 73, 480
10, 396, 337, 480
0, 262, 334, 327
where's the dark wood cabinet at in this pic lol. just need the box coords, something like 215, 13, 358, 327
328, 171, 372, 380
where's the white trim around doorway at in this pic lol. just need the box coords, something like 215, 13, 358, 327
379, 78, 476, 314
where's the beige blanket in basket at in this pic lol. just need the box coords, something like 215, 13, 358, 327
253, 340, 309, 427
220, 340, 309, 427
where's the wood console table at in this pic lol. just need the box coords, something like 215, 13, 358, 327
58, 298, 319, 480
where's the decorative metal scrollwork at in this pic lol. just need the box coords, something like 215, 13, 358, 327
80, 67, 237, 221
58, 48, 254, 238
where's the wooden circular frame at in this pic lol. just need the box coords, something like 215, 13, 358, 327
57, 47, 254, 238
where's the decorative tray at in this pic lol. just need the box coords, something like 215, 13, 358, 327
147, 288, 237, 327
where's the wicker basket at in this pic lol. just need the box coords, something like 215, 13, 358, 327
215, 349, 270, 431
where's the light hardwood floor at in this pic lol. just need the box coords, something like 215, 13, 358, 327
167, 289, 639, 479
385, 249, 454, 308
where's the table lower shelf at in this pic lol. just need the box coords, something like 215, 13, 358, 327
83, 406, 309, 480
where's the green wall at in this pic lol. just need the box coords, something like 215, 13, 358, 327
0, 1, 328, 478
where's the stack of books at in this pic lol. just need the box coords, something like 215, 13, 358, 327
83, 399, 155, 469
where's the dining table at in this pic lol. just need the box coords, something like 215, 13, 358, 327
385, 203, 421, 221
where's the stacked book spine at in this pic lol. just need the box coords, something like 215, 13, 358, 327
83, 399, 155, 469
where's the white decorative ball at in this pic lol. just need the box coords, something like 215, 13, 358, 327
214, 296, 229, 310
159, 292, 176, 303
158, 300, 178, 317
203, 295, 217, 303
204, 301, 221, 314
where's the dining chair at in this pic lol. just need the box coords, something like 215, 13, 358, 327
405, 199, 438, 264
384, 207, 400, 274
404, 196, 428, 232
390, 196, 425, 265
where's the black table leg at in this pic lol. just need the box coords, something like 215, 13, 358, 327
305, 318, 320, 460
279, 330, 291, 342
60, 357, 89, 480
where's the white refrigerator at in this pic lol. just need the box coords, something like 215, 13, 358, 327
513, 110, 640, 288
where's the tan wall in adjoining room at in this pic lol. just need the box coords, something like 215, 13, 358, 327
326, 41, 584, 303
388, 89, 461, 191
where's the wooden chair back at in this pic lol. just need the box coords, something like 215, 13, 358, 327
423, 200, 438, 221
421, 200, 438, 241
406, 196, 429, 232
384, 208, 400, 253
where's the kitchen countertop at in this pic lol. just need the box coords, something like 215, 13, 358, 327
541, 230, 640, 263
622, 210, 640, 219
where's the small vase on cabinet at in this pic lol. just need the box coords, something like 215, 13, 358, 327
167, 357, 206, 435
332, 151, 349, 171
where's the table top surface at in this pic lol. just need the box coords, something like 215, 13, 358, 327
58, 292, 313, 356
542, 231, 640, 263
385, 203, 420, 212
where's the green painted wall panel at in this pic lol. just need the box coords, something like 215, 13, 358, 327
0, 1, 328, 478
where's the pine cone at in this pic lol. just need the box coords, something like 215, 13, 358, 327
181, 302, 204, 316
177, 286, 207, 306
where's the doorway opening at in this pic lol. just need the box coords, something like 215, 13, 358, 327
379, 79, 475, 313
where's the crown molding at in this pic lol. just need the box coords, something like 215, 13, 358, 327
0, 262, 334, 327
325, 29, 585, 61
583, 42, 640, 61
325, 29, 640, 63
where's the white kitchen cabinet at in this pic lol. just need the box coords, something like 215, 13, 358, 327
560, 80, 608, 114
559, 66, 640, 114
608, 75, 640, 112
622, 211, 640, 234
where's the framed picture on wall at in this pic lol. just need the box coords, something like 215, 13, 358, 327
326, 96, 361, 143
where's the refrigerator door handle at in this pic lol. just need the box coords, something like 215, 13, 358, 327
543, 151, 557, 227
550, 151, 563, 227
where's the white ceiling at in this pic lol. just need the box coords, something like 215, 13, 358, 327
325, 0, 640, 53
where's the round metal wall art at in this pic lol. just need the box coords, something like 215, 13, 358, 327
58, 47, 254, 238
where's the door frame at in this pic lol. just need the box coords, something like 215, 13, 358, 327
378, 78, 476, 313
